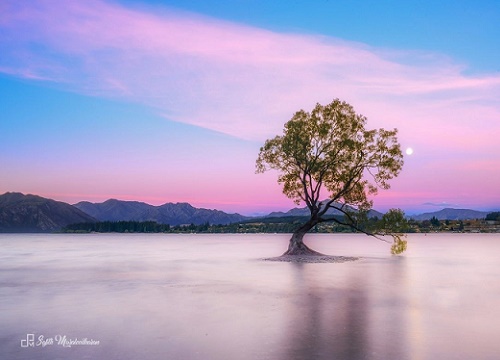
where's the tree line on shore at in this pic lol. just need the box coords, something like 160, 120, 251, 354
61, 212, 500, 234
485, 212, 500, 221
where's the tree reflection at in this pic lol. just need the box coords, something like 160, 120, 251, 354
279, 259, 409, 360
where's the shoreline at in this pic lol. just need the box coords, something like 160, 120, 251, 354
263, 255, 360, 263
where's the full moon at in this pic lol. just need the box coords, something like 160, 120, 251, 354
405, 147, 414, 155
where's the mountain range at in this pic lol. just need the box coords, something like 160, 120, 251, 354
0, 192, 95, 232
74, 199, 248, 226
408, 208, 489, 221
0, 192, 495, 232
266, 200, 383, 219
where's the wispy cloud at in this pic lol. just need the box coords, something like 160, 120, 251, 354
422, 202, 459, 208
1, 0, 499, 145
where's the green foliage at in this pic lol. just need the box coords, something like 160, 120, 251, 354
391, 235, 408, 255
63, 221, 170, 233
61, 214, 497, 236
378, 209, 409, 232
375, 209, 408, 255
256, 98, 406, 254
486, 212, 500, 221
256, 99, 404, 211
62, 217, 365, 234
430, 216, 441, 227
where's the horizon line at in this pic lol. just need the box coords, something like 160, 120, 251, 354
1, 191, 498, 217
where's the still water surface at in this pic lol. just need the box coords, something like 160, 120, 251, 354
1, 233, 499, 359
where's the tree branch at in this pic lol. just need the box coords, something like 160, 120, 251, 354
300, 170, 314, 211
318, 215, 392, 244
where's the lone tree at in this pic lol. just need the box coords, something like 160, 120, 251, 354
256, 99, 407, 256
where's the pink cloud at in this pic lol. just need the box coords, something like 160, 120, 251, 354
2, 0, 498, 139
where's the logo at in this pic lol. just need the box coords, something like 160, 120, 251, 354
20, 333, 100, 348
20, 334, 35, 348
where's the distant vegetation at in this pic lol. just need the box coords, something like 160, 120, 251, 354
62, 213, 500, 234
486, 212, 500, 221
63, 216, 375, 234
63, 221, 171, 233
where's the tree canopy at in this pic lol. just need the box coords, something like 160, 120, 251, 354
486, 212, 500, 221
256, 98, 406, 255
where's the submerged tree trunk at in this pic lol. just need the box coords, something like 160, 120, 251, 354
283, 219, 325, 256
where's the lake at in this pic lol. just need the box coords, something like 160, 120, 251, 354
1, 233, 499, 359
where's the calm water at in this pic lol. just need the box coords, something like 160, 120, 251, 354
1, 233, 499, 360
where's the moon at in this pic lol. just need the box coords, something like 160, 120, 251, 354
405, 147, 414, 155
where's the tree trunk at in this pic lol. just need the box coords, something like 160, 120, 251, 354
283, 220, 325, 256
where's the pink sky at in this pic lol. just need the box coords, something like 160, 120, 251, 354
1, 0, 499, 215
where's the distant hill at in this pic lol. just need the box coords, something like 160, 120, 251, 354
410, 208, 488, 221
266, 200, 384, 219
3, 192, 492, 232
0, 192, 95, 232
74, 199, 248, 226
75, 199, 152, 222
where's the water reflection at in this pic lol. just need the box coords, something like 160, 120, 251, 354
2, 234, 500, 360
369, 256, 409, 360
279, 262, 368, 359
280, 257, 412, 360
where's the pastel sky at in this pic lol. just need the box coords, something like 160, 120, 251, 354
1, 0, 499, 215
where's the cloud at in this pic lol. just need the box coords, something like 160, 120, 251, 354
1, 0, 499, 145
422, 202, 459, 208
